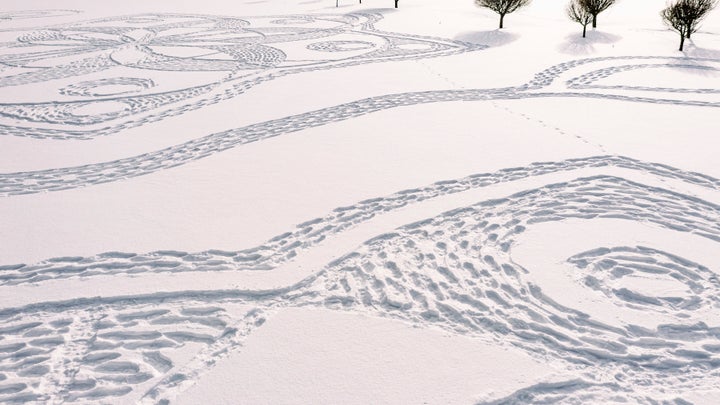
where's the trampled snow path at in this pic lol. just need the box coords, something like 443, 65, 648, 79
2, 157, 720, 403
1, 6, 720, 405
2, 155, 720, 286
0, 12, 484, 140
2, 55, 720, 196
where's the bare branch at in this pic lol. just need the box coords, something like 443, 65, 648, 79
579, 0, 617, 28
567, 0, 594, 37
580, 0, 616, 15
475, 0, 532, 28
661, 0, 717, 50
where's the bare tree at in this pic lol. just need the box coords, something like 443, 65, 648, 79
475, 0, 532, 29
684, 0, 716, 38
568, 0, 593, 37
662, 2, 690, 50
662, 0, 717, 50
580, 0, 616, 28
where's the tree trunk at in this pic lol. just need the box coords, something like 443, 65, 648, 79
395, 0, 398, 8
583, 24, 587, 38
679, 32, 685, 51
336, 0, 338, 7
499, 13, 504, 29
592, 14, 597, 28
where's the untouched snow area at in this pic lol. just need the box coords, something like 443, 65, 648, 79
1, 0, 720, 403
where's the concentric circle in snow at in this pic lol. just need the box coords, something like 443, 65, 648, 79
60, 77, 155, 98
271, 17, 314, 25
569, 246, 720, 314
307, 40, 376, 52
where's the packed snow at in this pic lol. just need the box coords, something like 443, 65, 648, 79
0, 0, 719, 403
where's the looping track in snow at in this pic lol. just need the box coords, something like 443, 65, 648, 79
1, 154, 719, 284
2, 155, 720, 404
2, 55, 720, 196
0, 11, 483, 140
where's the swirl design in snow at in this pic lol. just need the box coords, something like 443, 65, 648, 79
569, 246, 720, 314
1, 10, 719, 405
0, 12, 483, 139
1, 158, 719, 403
59, 77, 156, 97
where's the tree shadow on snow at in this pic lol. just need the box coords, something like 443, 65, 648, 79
557, 30, 622, 55
321, 2, 397, 11
358, 8, 399, 14
682, 42, 720, 59
454, 30, 519, 47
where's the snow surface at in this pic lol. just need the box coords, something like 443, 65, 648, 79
1, 0, 720, 403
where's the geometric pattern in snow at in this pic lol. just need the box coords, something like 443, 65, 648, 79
0, 12, 484, 139
2, 157, 720, 404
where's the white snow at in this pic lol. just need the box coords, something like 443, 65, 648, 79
0, 0, 719, 403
